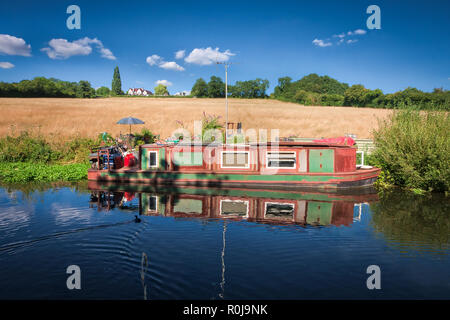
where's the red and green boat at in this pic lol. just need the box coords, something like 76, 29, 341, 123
88, 141, 380, 191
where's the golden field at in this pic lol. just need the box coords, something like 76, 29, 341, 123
0, 97, 392, 141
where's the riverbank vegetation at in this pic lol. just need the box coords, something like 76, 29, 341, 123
0, 132, 99, 183
370, 110, 449, 193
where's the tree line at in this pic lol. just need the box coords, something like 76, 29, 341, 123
272, 73, 449, 111
1, 70, 448, 110
0, 77, 98, 98
191, 76, 269, 98
0, 66, 123, 98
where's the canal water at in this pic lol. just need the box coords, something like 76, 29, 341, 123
0, 183, 448, 299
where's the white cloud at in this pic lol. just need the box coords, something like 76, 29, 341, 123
175, 50, 185, 59
156, 80, 173, 87
347, 29, 367, 36
353, 29, 367, 35
41, 37, 116, 60
312, 39, 332, 47
159, 61, 185, 71
333, 33, 346, 38
0, 62, 14, 69
146, 54, 162, 66
317, 28, 367, 47
184, 47, 235, 65
0, 34, 31, 56
146, 54, 185, 71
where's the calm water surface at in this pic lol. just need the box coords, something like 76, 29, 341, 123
0, 183, 448, 299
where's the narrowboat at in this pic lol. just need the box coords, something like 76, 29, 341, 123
88, 141, 380, 190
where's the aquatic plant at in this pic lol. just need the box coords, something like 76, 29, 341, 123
0, 162, 89, 183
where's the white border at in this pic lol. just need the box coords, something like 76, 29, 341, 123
219, 199, 249, 218
148, 150, 159, 168
265, 151, 297, 169
220, 151, 250, 169
147, 195, 158, 213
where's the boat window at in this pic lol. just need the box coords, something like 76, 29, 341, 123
148, 195, 158, 212
265, 202, 295, 219
173, 198, 203, 214
149, 151, 158, 168
173, 151, 203, 166
220, 200, 249, 217
266, 151, 296, 168
221, 151, 249, 168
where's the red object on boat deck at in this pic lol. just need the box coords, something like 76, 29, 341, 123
124, 153, 136, 167
313, 136, 355, 146
124, 192, 135, 201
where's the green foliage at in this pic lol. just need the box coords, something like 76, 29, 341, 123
0, 132, 99, 164
96, 86, 110, 97
0, 132, 55, 162
201, 112, 224, 143
134, 128, 157, 146
191, 78, 208, 97
320, 93, 344, 106
154, 84, 169, 96
76, 80, 96, 98
207, 76, 225, 98
111, 66, 123, 95
274, 73, 349, 101
229, 78, 269, 98
0, 77, 96, 98
372, 110, 449, 192
272, 73, 449, 110
0, 162, 89, 183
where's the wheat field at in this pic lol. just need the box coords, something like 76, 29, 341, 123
0, 97, 392, 142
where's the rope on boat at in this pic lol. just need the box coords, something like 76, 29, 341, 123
0, 219, 139, 252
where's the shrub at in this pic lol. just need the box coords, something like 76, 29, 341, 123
0, 132, 55, 162
371, 110, 449, 192
134, 128, 157, 146
320, 93, 344, 106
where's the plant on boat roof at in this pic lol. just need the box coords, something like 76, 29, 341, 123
134, 128, 156, 146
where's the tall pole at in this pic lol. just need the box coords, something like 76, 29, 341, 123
225, 64, 228, 143
217, 62, 234, 144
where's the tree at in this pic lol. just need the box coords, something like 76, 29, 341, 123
207, 76, 225, 98
111, 66, 122, 95
191, 78, 208, 97
273, 77, 292, 97
154, 84, 169, 96
344, 84, 367, 106
76, 80, 95, 98
96, 86, 110, 97
230, 78, 269, 98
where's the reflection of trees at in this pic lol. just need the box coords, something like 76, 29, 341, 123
370, 191, 450, 253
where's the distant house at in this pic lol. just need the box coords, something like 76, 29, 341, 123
127, 88, 153, 96
174, 90, 191, 96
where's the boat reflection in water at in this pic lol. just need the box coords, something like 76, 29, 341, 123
88, 181, 378, 227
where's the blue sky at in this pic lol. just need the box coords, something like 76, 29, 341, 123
0, 0, 449, 94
